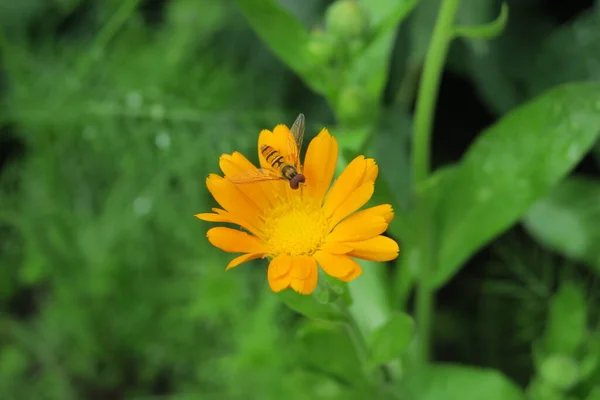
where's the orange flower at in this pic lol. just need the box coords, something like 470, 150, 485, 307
196, 121, 399, 295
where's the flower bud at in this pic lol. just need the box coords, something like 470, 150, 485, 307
325, 0, 369, 42
336, 85, 372, 126
540, 354, 580, 391
306, 28, 336, 65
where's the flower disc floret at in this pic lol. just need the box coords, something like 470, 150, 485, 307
263, 197, 329, 256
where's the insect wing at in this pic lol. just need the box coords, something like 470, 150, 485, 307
290, 113, 305, 150
227, 168, 283, 184
288, 113, 305, 168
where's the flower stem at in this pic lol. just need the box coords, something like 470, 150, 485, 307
411, 0, 462, 368
412, 0, 461, 186
343, 311, 381, 389
394, 54, 421, 111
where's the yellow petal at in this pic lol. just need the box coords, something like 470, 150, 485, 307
290, 255, 315, 279
226, 253, 265, 270
195, 210, 260, 236
314, 251, 358, 279
329, 181, 374, 229
290, 256, 318, 294
207, 227, 267, 254
269, 254, 292, 278
330, 204, 394, 230
326, 215, 388, 243
341, 262, 362, 282
303, 128, 338, 203
195, 213, 223, 222
269, 277, 290, 292
268, 255, 293, 292
219, 152, 255, 176
353, 204, 394, 223
319, 242, 353, 254
206, 174, 263, 232
323, 155, 366, 217
347, 236, 399, 261
219, 152, 273, 209
362, 158, 378, 184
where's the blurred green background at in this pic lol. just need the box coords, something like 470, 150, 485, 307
1, 0, 600, 399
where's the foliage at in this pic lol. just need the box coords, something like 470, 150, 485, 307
1, 0, 600, 399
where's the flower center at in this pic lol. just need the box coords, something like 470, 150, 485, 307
263, 194, 328, 256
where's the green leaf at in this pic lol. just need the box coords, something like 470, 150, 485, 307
364, 110, 413, 244
323, 274, 354, 307
336, 126, 371, 154
543, 283, 587, 355
581, 333, 600, 380
372, 109, 413, 213
526, 11, 600, 99
348, 260, 392, 337
367, 0, 419, 38
347, 0, 418, 101
278, 288, 345, 322
453, 3, 509, 39
297, 322, 367, 388
431, 83, 600, 288
235, 0, 326, 93
406, 364, 524, 400
526, 377, 564, 400
369, 311, 415, 365
409, 0, 442, 64
456, 1, 556, 114
391, 165, 456, 306
524, 176, 600, 273
588, 386, 600, 400
0, 345, 29, 379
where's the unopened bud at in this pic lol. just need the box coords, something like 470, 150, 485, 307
306, 28, 336, 65
540, 354, 580, 391
325, 0, 369, 42
337, 85, 372, 126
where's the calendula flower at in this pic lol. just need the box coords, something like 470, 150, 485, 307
195, 120, 399, 295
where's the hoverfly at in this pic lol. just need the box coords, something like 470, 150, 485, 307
228, 113, 306, 190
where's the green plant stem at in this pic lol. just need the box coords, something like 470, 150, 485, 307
415, 213, 434, 364
343, 312, 381, 388
345, 318, 370, 368
411, 0, 462, 369
412, 0, 461, 186
395, 54, 422, 111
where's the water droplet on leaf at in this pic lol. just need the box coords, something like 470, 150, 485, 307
83, 126, 97, 140
150, 104, 165, 120
477, 187, 491, 202
483, 161, 494, 174
155, 131, 171, 150
567, 143, 580, 162
133, 197, 152, 216
126, 92, 143, 109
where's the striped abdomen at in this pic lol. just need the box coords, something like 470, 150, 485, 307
260, 144, 305, 189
